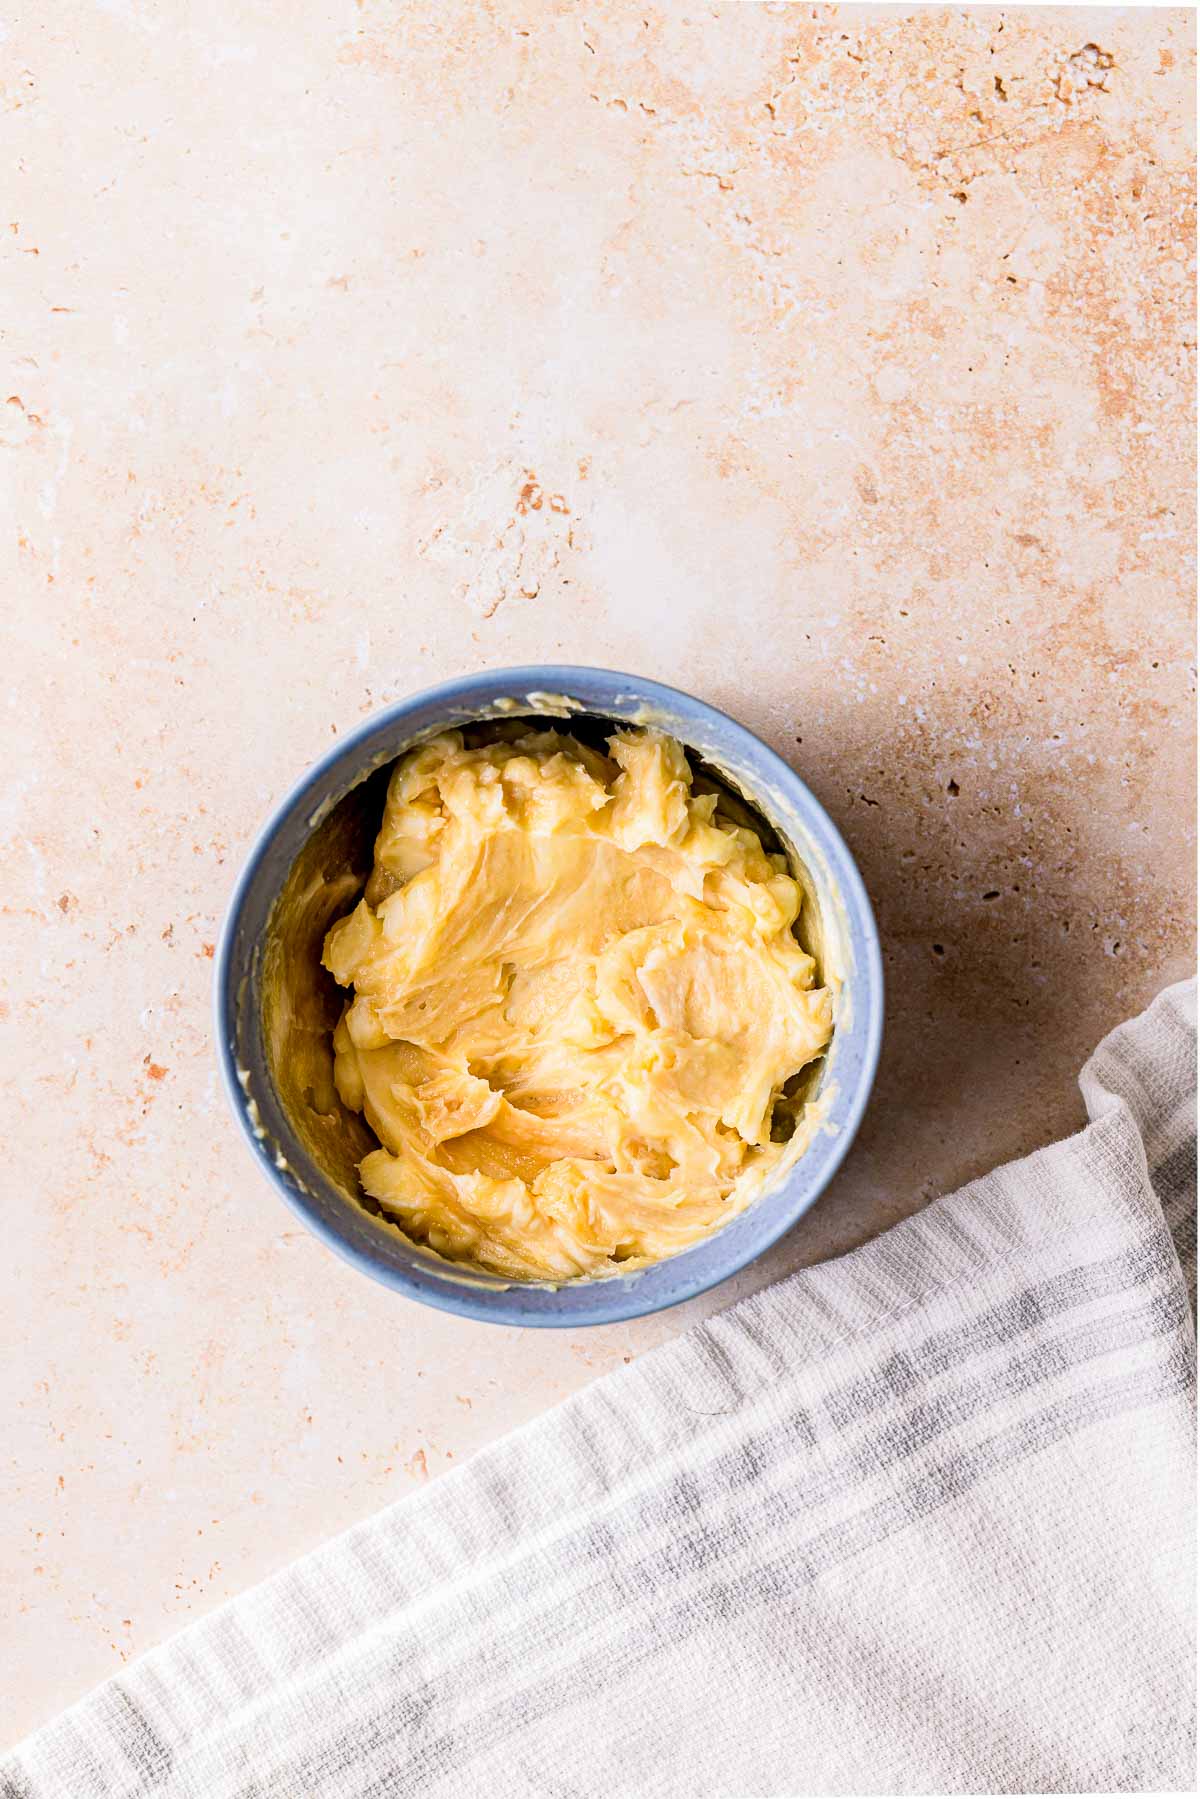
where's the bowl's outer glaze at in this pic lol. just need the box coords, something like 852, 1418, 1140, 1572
215, 668, 883, 1325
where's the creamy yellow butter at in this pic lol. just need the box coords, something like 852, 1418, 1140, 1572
322, 727, 832, 1281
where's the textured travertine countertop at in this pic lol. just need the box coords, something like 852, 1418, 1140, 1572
2, 2, 1194, 1745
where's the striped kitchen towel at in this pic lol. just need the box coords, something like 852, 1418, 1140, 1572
3, 980, 1195, 1797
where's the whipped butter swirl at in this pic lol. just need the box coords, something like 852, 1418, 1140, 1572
323, 726, 831, 1280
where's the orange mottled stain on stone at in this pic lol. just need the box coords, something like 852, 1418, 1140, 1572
516, 472, 570, 517
515, 473, 542, 514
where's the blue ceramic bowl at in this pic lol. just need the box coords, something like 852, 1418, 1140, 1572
215, 667, 882, 1325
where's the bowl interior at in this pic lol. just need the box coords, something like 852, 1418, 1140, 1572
218, 670, 881, 1324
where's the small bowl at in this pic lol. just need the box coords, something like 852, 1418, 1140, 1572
215, 667, 883, 1326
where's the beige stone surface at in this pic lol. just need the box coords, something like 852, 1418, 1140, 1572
2, 0, 1194, 1745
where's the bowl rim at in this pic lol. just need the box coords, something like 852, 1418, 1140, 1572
214, 665, 884, 1326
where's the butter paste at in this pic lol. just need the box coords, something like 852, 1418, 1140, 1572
323, 727, 832, 1280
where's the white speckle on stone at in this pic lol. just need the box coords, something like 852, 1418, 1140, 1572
205, 40, 257, 67
873, 365, 911, 403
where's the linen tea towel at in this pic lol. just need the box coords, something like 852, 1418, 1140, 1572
2, 978, 1195, 1797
